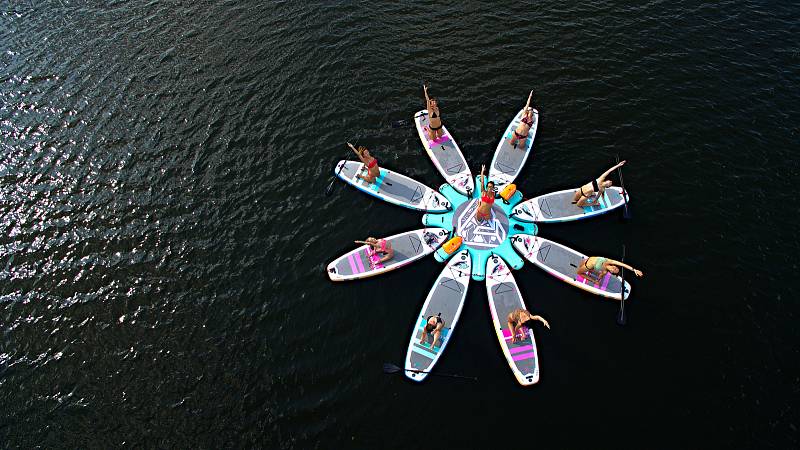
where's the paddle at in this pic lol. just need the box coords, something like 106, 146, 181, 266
325, 148, 350, 196
382, 363, 478, 381
616, 154, 631, 219
617, 244, 628, 326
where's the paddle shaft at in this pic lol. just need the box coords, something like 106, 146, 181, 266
617, 244, 627, 325
384, 363, 477, 381
616, 155, 630, 219
325, 157, 348, 196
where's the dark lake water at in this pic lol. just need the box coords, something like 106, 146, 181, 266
1, 0, 798, 448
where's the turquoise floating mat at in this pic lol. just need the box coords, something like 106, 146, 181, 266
423, 176, 538, 281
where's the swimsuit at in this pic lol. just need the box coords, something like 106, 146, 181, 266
514, 115, 534, 139
429, 109, 442, 130
424, 315, 444, 333
584, 257, 607, 272
580, 179, 600, 198
477, 194, 494, 220
367, 159, 377, 169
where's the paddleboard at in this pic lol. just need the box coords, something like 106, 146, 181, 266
413, 110, 474, 196
334, 160, 451, 212
489, 108, 539, 191
512, 234, 631, 300
327, 228, 448, 281
512, 187, 630, 223
485, 254, 540, 386
405, 250, 472, 382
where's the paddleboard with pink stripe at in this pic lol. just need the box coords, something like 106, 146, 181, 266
414, 110, 474, 196
512, 234, 631, 300
485, 254, 540, 386
327, 228, 448, 281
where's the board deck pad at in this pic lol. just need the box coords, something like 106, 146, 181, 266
513, 187, 628, 223
327, 228, 447, 281
512, 235, 631, 300
335, 160, 450, 212
414, 110, 474, 196
489, 108, 538, 190
485, 255, 539, 385
405, 250, 472, 381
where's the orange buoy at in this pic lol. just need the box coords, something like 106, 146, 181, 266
442, 236, 463, 254
500, 184, 517, 201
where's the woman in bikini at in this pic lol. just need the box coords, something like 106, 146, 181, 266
348, 142, 379, 184
420, 314, 444, 348
573, 160, 626, 207
507, 308, 550, 344
476, 165, 495, 222
576, 256, 644, 283
423, 84, 444, 141
355, 237, 394, 266
509, 90, 535, 150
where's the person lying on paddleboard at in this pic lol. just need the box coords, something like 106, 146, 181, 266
420, 314, 444, 348
507, 308, 550, 344
355, 237, 394, 265
576, 256, 643, 283
423, 84, 444, 142
476, 165, 495, 222
348, 142, 380, 184
572, 160, 626, 207
509, 90, 535, 150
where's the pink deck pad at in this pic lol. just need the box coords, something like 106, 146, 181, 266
500, 329, 535, 362
347, 254, 359, 274
576, 273, 612, 291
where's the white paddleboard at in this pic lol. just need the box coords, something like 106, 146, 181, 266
413, 110, 474, 196
485, 254, 540, 386
334, 160, 451, 212
512, 234, 631, 300
405, 250, 472, 382
512, 187, 630, 223
489, 108, 539, 191
327, 228, 448, 281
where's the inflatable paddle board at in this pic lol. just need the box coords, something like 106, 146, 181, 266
512, 187, 629, 223
414, 110, 474, 196
334, 160, 451, 212
512, 235, 631, 300
489, 108, 539, 191
405, 250, 472, 382
327, 228, 448, 281
485, 254, 540, 386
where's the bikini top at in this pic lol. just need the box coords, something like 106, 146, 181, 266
367, 158, 377, 169
481, 194, 495, 204
521, 115, 534, 126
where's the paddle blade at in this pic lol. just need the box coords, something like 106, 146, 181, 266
325, 180, 335, 196
623, 202, 632, 220
616, 307, 627, 325
383, 363, 402, 374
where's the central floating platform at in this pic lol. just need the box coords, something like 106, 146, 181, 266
423, 176, 538, 281
452, 199, 509, 250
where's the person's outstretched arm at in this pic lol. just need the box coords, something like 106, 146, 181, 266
606, 259, 644, 277
348, 142, 367, 164
423, 84, 431, 107
524, 90, 533, 109
532, 315, 550, 329
597, 160, 626, 184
